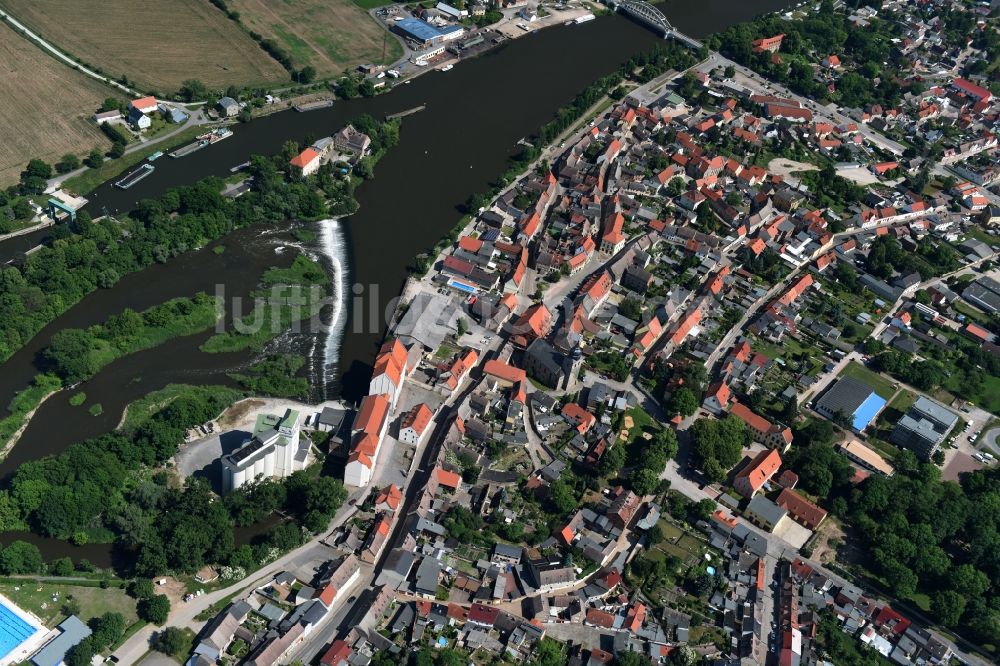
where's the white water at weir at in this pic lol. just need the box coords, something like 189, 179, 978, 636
316, 218, 348, 396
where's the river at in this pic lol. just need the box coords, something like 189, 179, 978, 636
0, 3, 792, 565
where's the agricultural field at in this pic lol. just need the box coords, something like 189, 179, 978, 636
2, 0, 288, 92
229, 0, 402, 78
0, 21, 111, 187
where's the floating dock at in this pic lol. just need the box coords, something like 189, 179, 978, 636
386, 105, 426, 120
294, 99, 334, 112
114, 164, 155, 189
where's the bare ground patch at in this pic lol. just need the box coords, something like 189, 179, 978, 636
0, 21, 111, 187
229, 0, 401, 78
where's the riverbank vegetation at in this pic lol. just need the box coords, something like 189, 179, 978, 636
0, 119, 394, 576
0, 379, 347, 579
0, 115, 399, 370
44, 294, 219, 384
0, 375, 62, 450
229, 354, 311, 400
200, 255, 327, 354
119, 384, 242, 434
0, 295, 220, 453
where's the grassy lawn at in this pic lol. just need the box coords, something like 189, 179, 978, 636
951, 299, 992, 326
887, 389, 916, 414
908, 591, 931, 612
63, 125, 205, 195
866, 435, 900, 461
659, 542, 699, 565
0, 580, 137, 629
656, 519, 684, 542
751, 334, 817, 365
840, 361, 897, 400
962, 226, 998, 247
434, 343, 459, 360
352, 0, 395, 7
943, 372, 1000, 416
622, 406, 661, 466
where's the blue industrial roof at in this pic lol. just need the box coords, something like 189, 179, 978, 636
395, 17, 444, 42
32, 616, 91, 666
852, 393, 886, 431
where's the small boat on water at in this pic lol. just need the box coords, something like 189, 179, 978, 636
147, 150, 164, 161
440, 64, 453, 71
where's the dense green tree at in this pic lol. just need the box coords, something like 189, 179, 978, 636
667, 387, 698, 418
931, 590, 966, 627
138, 594, 170, 625
56, 154, 81, 174
178, 79, 207, 102
550, 480, 577, 514
90, 612, 126, 651
152, 626, 190, 656
0, 540, 43, 574
689, 416, 748, 474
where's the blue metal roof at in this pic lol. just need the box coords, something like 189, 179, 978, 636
395, 17, 444, 42
32, 616, 91, 666
852, 393, 886, 431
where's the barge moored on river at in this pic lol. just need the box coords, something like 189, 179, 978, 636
114, 164, 155, 190
169, 127, 234, 158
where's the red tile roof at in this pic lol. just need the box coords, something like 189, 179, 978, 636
953, 77, 992, 101
290, 147, 320, 168
730, 401, 774, 435
375, 484, 402, 510
435, 466, 462, 489
458, 236, 484, 253
586, 608, 616, 628
354, 394, 389, 435
484, 359, 526, 384
735, 448, 782, 496
401, 403, 433, 435
562, 403, 596, 433
320, 639, 353, 666
776, 488, 828, 529
468, 603, 500, 626
964, 322, 990, 342
130, 95, 158, 110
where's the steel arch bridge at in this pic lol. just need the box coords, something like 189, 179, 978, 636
607, 0, 673, 36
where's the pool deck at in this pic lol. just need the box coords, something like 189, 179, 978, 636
0, 592, 49, 666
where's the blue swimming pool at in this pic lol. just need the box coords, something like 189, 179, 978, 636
0, 601, 35, 660
449, 280, 476, 294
